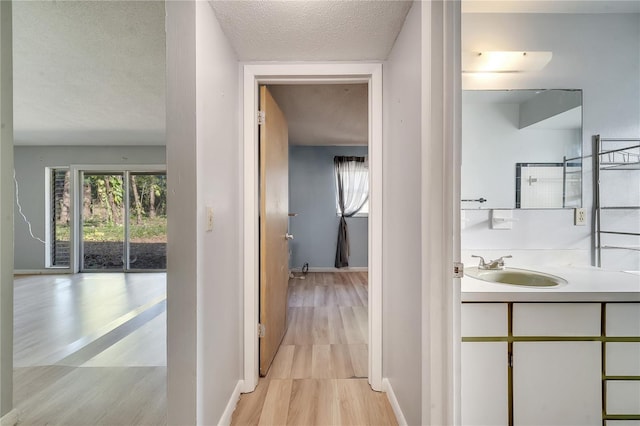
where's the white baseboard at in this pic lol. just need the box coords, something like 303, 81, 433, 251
218, 380, 243, 426
0, 409, 20, 426
14, 269, 72, 275
290, 266, 368, 273
382, 378, 407, 426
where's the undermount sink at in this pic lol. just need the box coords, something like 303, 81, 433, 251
466, 267, 567, 287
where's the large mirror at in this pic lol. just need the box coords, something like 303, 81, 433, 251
462, 89, 583, 209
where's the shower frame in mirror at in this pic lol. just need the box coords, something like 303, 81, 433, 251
515, 162, 582, 209
462, 89, 583, 210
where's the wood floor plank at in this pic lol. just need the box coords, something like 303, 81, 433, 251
295, 307, 315, 345
331, 344, 355, 379
287, 379, 319, 425
232, 377, 270, 426
311, 344, 332, 379
16, 366, 166, 426
328, 306, 348, 344
311, 306, 330, 344
352, 305, 369, 344
232, 272, 398, 426
315, 379, 340, 425
269, 345, 294, 379
290, 345, 312, 379
313, 284, 328, 307
349, 344, 368, 379
258, 379, 292, 426
357, 379, 400, 426
340, 307, 366, 344
336, 378, 369, 426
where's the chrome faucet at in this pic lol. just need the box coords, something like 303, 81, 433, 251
472, 255, 512, 270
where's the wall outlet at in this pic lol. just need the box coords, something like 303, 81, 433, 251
574, 208, 586, 226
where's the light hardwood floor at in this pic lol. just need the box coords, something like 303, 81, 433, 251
13, 273, 167, 425
231, 272, 398, 426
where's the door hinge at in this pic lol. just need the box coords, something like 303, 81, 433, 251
257, 111, 265, 125
453, 262, 464, 278
258, 323, 265, 338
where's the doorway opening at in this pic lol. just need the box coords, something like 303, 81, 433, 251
243, 63, 383, 393
257, 83, 371, 381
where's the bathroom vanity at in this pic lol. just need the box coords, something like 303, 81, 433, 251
461, 266, 640, 426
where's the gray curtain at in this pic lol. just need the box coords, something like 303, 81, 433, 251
334, 156, 369, 268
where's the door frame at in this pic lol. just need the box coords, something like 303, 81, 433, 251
242, 63, 383, 392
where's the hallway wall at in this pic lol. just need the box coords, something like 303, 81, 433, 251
382, 2, 423, 425
0, 0, 14, 417
166, 1, 241, 424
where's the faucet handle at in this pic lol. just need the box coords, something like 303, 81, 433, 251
494, 255, 513, 268
471, 255, 486, 267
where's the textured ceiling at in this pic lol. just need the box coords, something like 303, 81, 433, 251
463, 0, 640, 14
269, 84, 368, 146
13, 1, 633, 147
208, 1, 413, 61
12, 1, 166, 146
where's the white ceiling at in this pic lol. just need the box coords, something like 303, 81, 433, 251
462, 0, 640, 14
268, 84, 368, 146
12, 1, 166, 146
12, 1, 637, 147
208, 1, 413, 61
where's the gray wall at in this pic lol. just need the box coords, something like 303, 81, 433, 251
0, 0, 13, 416
288, 145, 368, 269
462, 13, 640, 270
382, 2, 423, 425
13, 145, 166, 270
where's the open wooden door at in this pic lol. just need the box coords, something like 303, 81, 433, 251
259, 85, 290, 376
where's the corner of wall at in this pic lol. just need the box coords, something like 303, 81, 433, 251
216, 380, 243, 426
382, 378, 408, 426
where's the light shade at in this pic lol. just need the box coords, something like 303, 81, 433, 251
462, 51, 553, 73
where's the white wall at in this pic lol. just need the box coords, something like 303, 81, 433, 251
462, 13, 640, 269
12, 145, 166, 271
165, 2, 197, 422
383, 2, 423, 424
166, 1, 241, 424
194, 1, 241, 423
0, 0, 13, 417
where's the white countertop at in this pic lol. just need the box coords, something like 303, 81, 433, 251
462, 265, 640, 302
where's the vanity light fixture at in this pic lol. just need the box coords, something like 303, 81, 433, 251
462, 51, 553, 73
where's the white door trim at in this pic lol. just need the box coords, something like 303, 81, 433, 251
242, 63, 383, 392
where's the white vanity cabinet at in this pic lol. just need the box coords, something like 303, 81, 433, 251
605, 303, 640, 424
461, 303, 509, 426
462, 302, 604, 426
512, 303, 602, 426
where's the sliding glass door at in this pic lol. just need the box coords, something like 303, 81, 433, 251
127, 172, 167, 270
80, 170, 166, 272
81, 173, 125, 270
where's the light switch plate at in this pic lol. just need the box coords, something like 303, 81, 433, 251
574, 208, 586, 226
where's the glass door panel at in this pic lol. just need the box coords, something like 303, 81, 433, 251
81, 173, 125, 270
127, 172, 167, 270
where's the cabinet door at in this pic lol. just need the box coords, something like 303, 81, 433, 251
513, 341, 601, 426
461, 342, 508, 426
